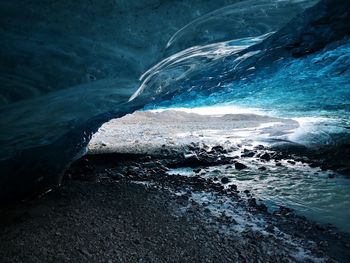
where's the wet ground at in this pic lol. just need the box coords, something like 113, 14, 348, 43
1, 145, 349, 262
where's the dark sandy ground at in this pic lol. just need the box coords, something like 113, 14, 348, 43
1, 145, 350, 263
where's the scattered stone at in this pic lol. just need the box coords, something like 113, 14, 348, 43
221, 177, 230, 184
110, 173, 124, 180
254, 145, 265, 150
235, 162, 247, 170
241, 151, 255, 158
212, 145, 225, 153
78, 248, 91, 257
176, 195, 189, 205
278, 206, 293, 216
260, 153, 271, 161
229, 184, 237, 191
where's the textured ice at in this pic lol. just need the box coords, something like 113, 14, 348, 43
0, 0, 349, 198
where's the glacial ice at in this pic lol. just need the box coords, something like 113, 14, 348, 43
0, 0, 349, 199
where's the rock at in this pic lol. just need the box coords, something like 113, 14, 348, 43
254, 145, 265, 150
243, 190, 250, 194
221, 177, 230, 184
204, 208, 211, 213
229, 184, 237, 191
278, 206, 293, 216
248, 198, 257, 207
193, 168, 201, 173
202, 143, 209, 150
188, 143, 198, 151
110, 173, 124, 180
287, 160, 296, 165
78, 248, 91, 257
260, 153, 271, 161
275, 162, 282, 167
212, 145, 225, 153
142, 155, 152, 161
328, 173, 335, 179
258, 203, 268, 212
176, 195, 189, 205
235, 162, 247, 170
266, 225, 275, 233
241, 151, 255, 158
258, 166, 266, 171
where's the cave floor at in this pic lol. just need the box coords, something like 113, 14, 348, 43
1, 150, 350, 263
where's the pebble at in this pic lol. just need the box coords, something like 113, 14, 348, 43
221, 177, 230, 184
110, 173, 124, 180
241, 151, 255, 158
235, 162, 247, 170
260, 153, 271, 161
254, 145, 265, 150
328, 173, 335, 178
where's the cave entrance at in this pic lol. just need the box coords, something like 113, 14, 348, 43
87, 105, 301, 157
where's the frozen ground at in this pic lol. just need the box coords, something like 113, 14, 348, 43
88, 107, 300, 155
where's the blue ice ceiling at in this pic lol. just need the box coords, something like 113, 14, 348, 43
0, 0, 349, 199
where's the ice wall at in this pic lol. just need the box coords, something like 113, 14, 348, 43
0, 0, 348, 200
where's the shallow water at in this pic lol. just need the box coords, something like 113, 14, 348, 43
169, 161, 350, 234
91, 106, 350, 234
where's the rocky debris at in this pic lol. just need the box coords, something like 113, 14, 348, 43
109, 172, 124, 180
254, 145, 265, 151
176, 194, 189, 205
235, 162, 247, 170
275, 206, 293, 217
241, 149, 255, 158
2, 142, 350, 263
248, 198, 268, 212
260, 153, 271, 161
229, 184, 238, 191
221, 177, 230, 184
328, 173, 335, 179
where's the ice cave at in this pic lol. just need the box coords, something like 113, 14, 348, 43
0, 0, 350, 262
